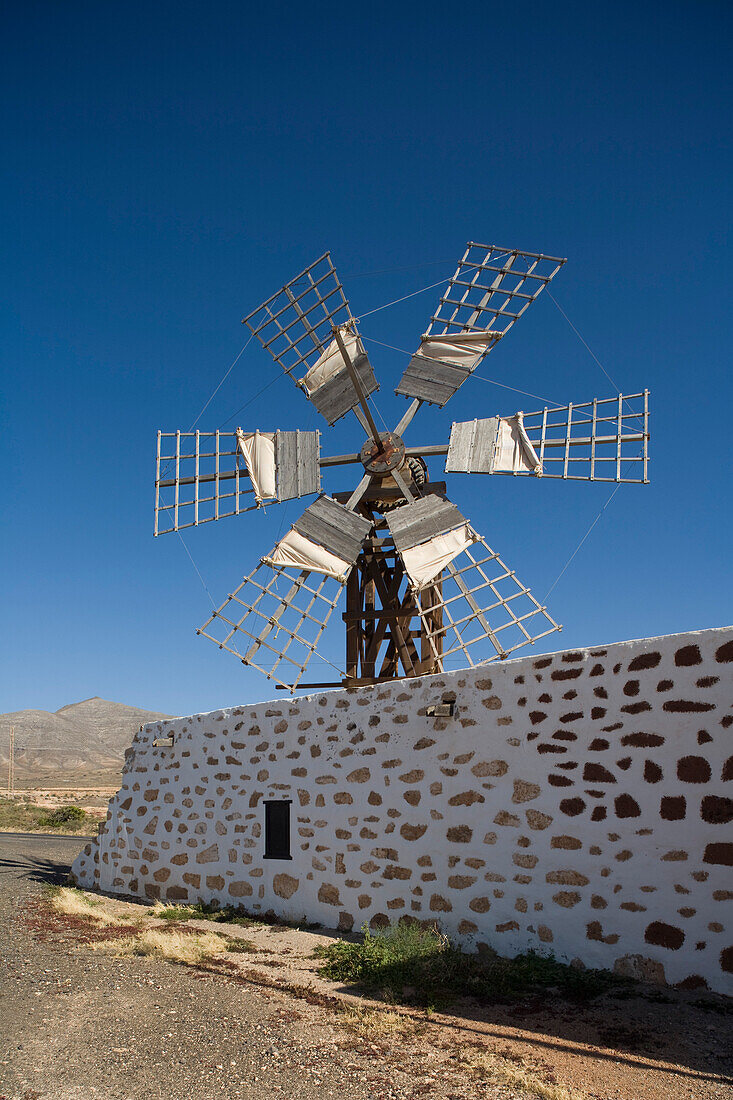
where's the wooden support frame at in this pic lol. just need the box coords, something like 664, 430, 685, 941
341, 510, 443, 686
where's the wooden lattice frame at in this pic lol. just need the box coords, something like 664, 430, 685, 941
426, 243, 566, 338
242, 253, 355, 383
416, 535, 560, 670
198, 562, 347, 690
155, 430, 254, 535
522, 391, 649, 483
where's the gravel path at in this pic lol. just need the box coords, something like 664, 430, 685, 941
0, 834, 525, 1100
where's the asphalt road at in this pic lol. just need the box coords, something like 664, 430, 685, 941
0, 833, 510, 1100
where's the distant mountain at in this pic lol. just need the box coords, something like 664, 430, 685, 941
0, 697, 173, 787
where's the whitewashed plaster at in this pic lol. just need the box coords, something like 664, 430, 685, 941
72, 627, 733, 994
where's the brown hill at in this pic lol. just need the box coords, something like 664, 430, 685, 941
0, 697, 173, 787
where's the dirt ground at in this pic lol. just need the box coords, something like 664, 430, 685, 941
0, 833, 731, 1100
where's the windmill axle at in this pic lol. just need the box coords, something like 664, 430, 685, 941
359, 431, 406, 476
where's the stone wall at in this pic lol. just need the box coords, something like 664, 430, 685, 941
72, 627, 733, 994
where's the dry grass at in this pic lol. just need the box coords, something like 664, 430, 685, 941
339, 1004, 424, 1042
94, 926, 247, 964
52, 886, 121, 926
453, 1047, 585, 1100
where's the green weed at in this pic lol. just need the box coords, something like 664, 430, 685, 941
316, 921, 622, 1006
155, 901, 260, 927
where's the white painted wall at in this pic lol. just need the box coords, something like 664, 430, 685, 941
73, 627, 733, 994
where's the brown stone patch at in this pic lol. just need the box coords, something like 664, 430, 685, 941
715, 639, 733, 662
664, 700, 715, 714
548, 775, 573, 787
720, 946, 733, 973
400, 823, 427, 841
559, 798, 585, 817
333, 792, 353, 805
589, 738, 610, 751
448, 790, 485, 807
229, 881, 253, 898
448, 875, 477, 889
512, 780, 540, 803
429, 894, 452, 912
675, 644, 702, 666
399, 769, 424, 783
703, 843, 733, 866
643, 760, 663, 783
701, 795, 733, 824
346, 767, 370, 782
645, 921, 685, 950
621, 702, 652, 715
318, 883, 341, 905
551, 835, 582, 850
494, 811, 520, 827
623, 680, 640, 697
446, 825, 472, 843
403, 790, 421, 806
677, 755, 712, 783
614, 955, 666, 983
621, 732, 664, 748
586, 921, 619, 945
195, 844, 219, 864
553, 891, 581, 908
525, 810, 552, 830
383, 865, 411, 880
547, 870, 589, 886
471, 760, 508, 777
273, 873, 299, 899
628, 651, 661, 671
528, 711, 547, 724
583, 763, 616, 783
551, 668, 582, 681
660, 796, 686, 821
614, 793, 641, 818
413, 737, 435, 750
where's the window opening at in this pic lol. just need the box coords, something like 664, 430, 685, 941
264, 800, 292, 860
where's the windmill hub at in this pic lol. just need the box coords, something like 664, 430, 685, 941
359, 432, 405, 476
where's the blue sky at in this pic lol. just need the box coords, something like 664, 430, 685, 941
1, 1, 730, 718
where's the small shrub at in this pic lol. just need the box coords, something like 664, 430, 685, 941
316, 921, 621, 1006
43, 805, 87, 828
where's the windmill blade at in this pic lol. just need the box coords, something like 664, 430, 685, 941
383, 498, 560, 667
242, 253, 379, 425
154, 428, 322, 535
197, 497, 372, 691
416, 534, 561, 669
395, 243, 566, 407
445, 391, 650, 483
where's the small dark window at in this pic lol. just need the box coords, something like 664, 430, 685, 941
264, 800, 291, 860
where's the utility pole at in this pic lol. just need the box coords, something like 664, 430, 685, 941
7, 726, 14, 797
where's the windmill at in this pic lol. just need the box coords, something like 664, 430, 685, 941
154, 245, 650, 693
